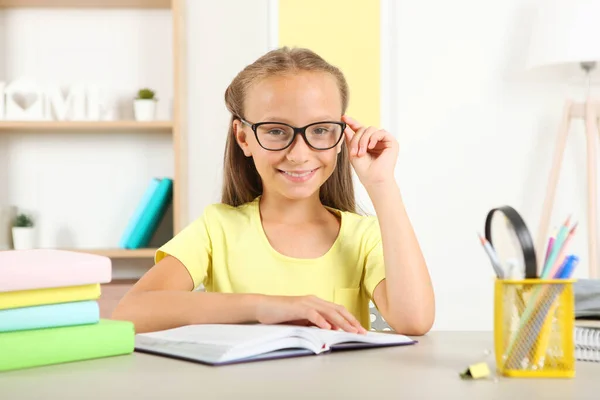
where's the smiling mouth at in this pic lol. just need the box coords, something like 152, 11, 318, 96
279, 169, 317, 177
277, 168, 319, 182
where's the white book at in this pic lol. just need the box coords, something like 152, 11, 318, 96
134, 324, 416, 365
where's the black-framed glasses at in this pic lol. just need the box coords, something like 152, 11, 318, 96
240, 118, 346, 151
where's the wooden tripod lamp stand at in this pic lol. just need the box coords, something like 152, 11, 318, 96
527, 0, 600, 279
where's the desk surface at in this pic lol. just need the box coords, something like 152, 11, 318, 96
1, 331, 599, 399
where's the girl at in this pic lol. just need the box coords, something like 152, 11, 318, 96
112, 47, 435, 335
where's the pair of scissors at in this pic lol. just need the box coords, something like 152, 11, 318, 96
484, 206, 538, 279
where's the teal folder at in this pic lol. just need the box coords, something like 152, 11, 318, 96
119, 178, 161, 248
126, 178, 173, 249
0, 301, 99, 332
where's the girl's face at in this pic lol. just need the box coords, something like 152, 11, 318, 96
234, 71, 344, 202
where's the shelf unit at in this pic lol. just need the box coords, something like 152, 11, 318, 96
0, 0, 170, 7
64, 248, 157, 259
0, 120, 173, 132
0, 0, 188, 260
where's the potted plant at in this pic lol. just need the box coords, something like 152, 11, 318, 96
12, 213, 36, 250
133, 88, 157, 121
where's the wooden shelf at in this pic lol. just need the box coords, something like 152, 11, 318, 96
0, 121, 173, 132
0, 0, 188, 243
64, 248, 157, 259
0, 0, 170, 8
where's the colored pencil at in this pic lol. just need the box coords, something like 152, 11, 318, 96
541, 215, 571, 278
547, 222, 578, 279
542, 231, 555, 272
478, 233, 504, 278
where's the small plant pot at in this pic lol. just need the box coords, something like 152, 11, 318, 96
134, 99, 157, 121
12, 227, 36, 250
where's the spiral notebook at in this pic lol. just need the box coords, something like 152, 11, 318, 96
575, 319, 600, 363
574, 279, 600, 362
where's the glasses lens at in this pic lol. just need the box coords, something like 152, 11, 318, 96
256, 123, 294, 150
306, 123, 343, 149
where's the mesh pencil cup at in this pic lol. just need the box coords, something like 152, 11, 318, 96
493, 279, 576, 378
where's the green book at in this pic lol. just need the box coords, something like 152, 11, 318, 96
0, 319, 134, 372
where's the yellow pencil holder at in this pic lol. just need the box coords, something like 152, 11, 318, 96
493, 279, 576, 378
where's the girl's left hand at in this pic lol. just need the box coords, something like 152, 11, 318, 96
342, 115, 399, 188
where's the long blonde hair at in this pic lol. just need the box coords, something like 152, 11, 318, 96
222, 47, 355, 213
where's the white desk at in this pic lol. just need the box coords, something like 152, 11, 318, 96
1, 332, 599, 399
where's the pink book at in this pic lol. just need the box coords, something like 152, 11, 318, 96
0, 249, 111, 293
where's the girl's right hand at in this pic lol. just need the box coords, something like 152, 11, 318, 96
255, 295, 367, 334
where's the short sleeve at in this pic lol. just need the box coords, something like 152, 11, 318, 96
362, 218, 386, 300
155, 209, 212, 290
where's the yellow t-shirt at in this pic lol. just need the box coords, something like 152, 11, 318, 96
155, 197, 386, 329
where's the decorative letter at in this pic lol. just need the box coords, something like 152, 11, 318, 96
45, 83, 86, 121
86, 84, 112, 121
5, 78, 46, 121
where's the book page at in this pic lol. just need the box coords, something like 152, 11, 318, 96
223, 337, 321, 363
307, 328, 415, 347
138, 324, 301, 348
136, 324, 324, 364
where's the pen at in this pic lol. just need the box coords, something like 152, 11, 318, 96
554, 255, 579, 279
478, 233, 504, 278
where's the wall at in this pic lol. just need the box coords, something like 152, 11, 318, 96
393, 0, 598, 330
185, 0, 271, 220
278, 0, 381, 128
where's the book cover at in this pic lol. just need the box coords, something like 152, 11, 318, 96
0, 319, 135, 372
0, 300, 100, 332
575, 319, 600, 329
126, 178, 173, 249
0, 249, 111, 293
119, 178, 161, 248
0, 284, 100, 310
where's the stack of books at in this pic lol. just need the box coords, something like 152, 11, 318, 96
0, 249, 135, 372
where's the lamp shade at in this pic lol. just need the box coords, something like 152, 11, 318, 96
526, 0, 600, 80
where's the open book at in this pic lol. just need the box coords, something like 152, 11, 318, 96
134, 324, 416, 365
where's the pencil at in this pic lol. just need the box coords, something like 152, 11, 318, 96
542, 230, 555, 273
541, 215, 571, 278
478, 233, 504, 278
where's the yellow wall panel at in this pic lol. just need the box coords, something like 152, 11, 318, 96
278, 0, 380, 127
